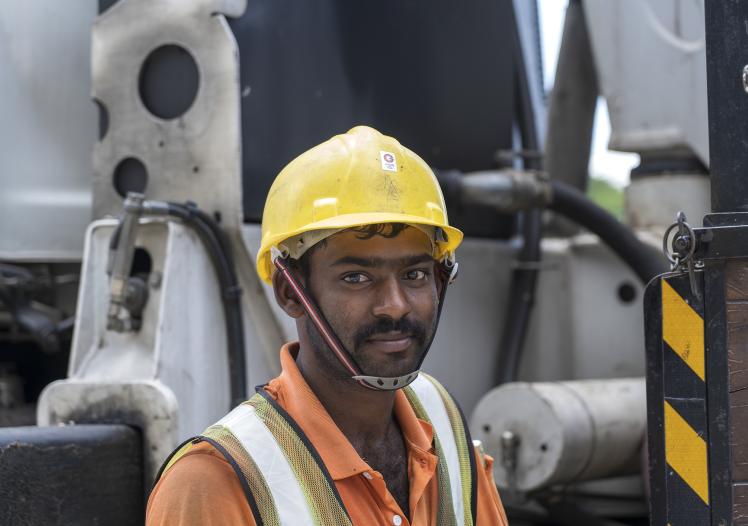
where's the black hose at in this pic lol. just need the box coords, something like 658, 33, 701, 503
109, 202, 247, 407
495, 1, 543, 386
162, 203, 247, 407
496, 211, 542, 385
549, 181, 667, 284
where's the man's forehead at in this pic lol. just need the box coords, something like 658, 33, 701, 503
316, 227, 433, 263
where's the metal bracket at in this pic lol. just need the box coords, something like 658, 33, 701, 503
663, 211, 702, 300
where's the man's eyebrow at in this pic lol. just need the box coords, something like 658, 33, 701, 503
331, 254, 434, 268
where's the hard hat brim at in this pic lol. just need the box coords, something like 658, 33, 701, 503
257, 212, 464, 284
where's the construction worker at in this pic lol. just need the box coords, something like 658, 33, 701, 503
147, 126, 509, 525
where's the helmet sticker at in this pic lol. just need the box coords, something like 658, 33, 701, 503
380, 151, 397, 172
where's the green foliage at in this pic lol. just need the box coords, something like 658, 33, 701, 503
587, 177, 624, 219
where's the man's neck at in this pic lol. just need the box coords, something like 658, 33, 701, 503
295, 343, 398, 446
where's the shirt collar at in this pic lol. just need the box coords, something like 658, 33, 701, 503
263, 342, 435, 480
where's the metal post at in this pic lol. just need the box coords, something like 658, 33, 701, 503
643, 4, 748, 524
704, 1, 748, 523
704, 1, 748, 213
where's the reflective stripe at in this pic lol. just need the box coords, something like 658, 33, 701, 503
218, 404, 316, 526
155, 377, 476, 524
409, 374, 465, 526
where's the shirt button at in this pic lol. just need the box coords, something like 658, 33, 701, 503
392, 514, 403, 526
362, 472, 373, 480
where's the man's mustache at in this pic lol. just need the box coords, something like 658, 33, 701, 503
353, 317, 427, 350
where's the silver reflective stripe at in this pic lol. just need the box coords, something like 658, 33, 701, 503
409, 375, 465, 526
217, 404, 316, 526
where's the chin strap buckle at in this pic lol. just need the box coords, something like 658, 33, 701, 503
447, 261, 459, 284
352, 371, 420, 391
440, 258, 459, 285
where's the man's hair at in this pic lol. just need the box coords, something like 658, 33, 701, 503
295, 223, 410, 280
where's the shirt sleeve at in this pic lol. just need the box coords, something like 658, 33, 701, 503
146, 443, 257, 526
473, 446, 510, 526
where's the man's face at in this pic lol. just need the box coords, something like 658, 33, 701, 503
303, 226, 440, 380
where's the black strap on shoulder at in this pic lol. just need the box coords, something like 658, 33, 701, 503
198, 436, 265, 526
152, 435, 200, 490
150, 435, 264, 526
256, 387, 353, 522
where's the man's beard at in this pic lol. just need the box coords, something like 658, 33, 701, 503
307, 312, 438, 382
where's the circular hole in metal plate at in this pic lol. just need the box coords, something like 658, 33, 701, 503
113, 157, 148, 197
139, 44, 199, 120
94, 99, 109, 140
617, 282, 637, 304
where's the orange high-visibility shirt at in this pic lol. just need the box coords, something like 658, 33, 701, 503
147, 343, 509, 526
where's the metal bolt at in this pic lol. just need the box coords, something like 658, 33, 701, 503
673, 235, 691, 252
742, 65, 748, 94
500, 430, 520, 470
500, 430, 521, 493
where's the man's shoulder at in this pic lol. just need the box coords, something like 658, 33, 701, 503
150, 441, 234, 499
146, 441, 253, 525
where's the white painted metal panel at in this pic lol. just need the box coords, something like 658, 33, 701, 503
584, 0, 709, 163
0, 2, 97, 260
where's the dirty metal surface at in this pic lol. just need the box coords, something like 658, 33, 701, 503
92, 0, 246, 228
91, 0, 286, 377
38, 379, 178, 486
0, 424, 143, 525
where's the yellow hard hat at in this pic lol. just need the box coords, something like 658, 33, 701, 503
256, 126, 463, 283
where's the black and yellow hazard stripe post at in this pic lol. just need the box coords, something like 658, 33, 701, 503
644, 3, 748, 524
645, 4, 748, 524
645, 217, 744, 525
645, 270, 713, 525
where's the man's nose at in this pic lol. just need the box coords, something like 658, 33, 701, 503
372, 277, 412, 320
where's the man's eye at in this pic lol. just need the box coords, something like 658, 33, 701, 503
405, 269, 428, 281
342, 273, 370, 284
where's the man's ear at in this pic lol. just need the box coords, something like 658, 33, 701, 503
272, 268, 306, 318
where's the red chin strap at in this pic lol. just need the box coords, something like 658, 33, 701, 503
273, 256, 457, 391
274, 257, 374, 389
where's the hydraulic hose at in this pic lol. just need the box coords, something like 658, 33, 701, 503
160, 203, 247, 407
456, 171, 667, 285
495, 0, 543, 386
447, 170, 667, 385
458, 170, 667, 284
549, 180, 666, 284
110, 199, 247, 407
496, 211, 541, 385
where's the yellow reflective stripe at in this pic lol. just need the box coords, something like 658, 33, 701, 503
248, 396, 353, 526
422, 373, 474, 526
664, 401, 709, 504
202, 426, 281, 526
218, 403, 317, 526
161, 440, 194, 476
662, 280, 705, 380
403, 386, 458, 526
408, 375, 464, 525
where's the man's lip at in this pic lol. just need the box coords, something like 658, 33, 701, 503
366, 332, 412, 342
365, 334, 413, 353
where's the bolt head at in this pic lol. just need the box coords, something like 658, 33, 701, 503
674, 236, 690, 251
